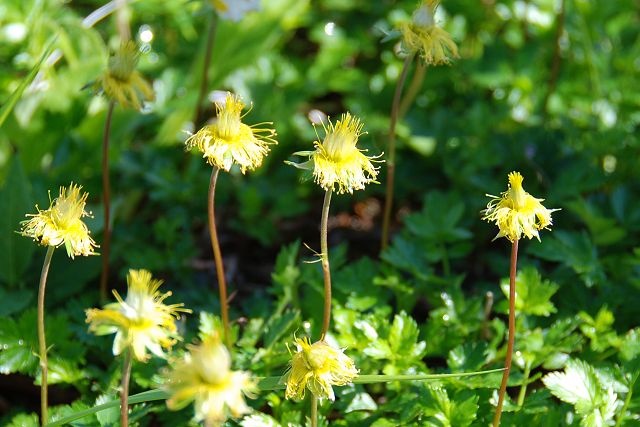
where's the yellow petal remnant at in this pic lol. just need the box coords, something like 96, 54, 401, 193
185, 92, 277, 173
309, 112, 380, 194
85, 269, 189, 362
285, 337, 358, 402
97, 41, 154, 110
20, 183, 97, 259
482, 171, 559, 242
164, 334, 256, 426
399, 0, 459, 65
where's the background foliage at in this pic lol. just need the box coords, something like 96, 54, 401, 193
0, 0, 639, 426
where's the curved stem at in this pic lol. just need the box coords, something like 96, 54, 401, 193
120, 349, 132, 427
398, 60, 426, 119
100, 101, 116, 302
208, 167, 231, 349
319, 190, 333, 340
517, 362, 531, 407
115, 0, 131, 42
493, 239, 519, 427
193, 12, 218, 126
310, 395, 318, 427
38, 246, 55, 426
615, 376, 635, 427
381, 54, 413, 251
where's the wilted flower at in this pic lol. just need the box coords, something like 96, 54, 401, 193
96, 41, 154, 109
285, 337, 358, 402
482, 171, 559, 242
21, 183, 97, 259
399, 0, 459, 65
164, 335, 256, 426
185, 92, 277, 173
86, 269, 189, 361
210, 0, 261, 22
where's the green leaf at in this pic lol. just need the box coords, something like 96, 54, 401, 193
422, 388, 479, 427
498, 267, 559, 316
447, 342, 488, 372
6, 413, 39, 427
240, 414, 282, 427
0, 313, 37, 375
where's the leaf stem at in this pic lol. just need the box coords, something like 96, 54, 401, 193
120, 349, 132, 427
37, 246, 55, 426
517, 362, 531, 407
381, 54, 413, 251
615, 377, 636, 427
493, 239, 519, 427
100, 100, 116, 302
310, 395, 318, 427
320, 190, 333, 340
398, 60, 426, 119
194, 12, 218, 126
208, 167, 231, 349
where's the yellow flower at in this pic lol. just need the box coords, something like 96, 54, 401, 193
164, 335, 256, 426
482, 171, 559, 242
285, 337, 358, 402
185, 92, 277, 173
96, 41, 154, 110
20, 183, 97, 259
399, 0, 459, 65
85, 269, 189, 361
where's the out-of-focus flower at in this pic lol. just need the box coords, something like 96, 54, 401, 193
210, 0, 261, 22
21, 183, 97, 259
86, 269, 189, 361
164, 334, 256, 426
185, 92, 277, 173
399, 0, 459, 65
482, 171, 559, 242
96, 41, 154, 109
285, 337, 358, 401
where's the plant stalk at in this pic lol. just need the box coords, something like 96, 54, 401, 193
517, 362, 531, 407
614, 376, 635, 427
208, 167, 232, 349
310, 395, 318, 427
100, 101, 116, 302
37, 246, 55, 426
319, 190, 333, 340
193, 12, 218, 127
120, 349, 132, 427
493, 239, 519, 427
398, 60, 426, 119
381, 54, 413, 251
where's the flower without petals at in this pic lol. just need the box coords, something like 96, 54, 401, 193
482, 171, 559, 242
185, 92, 277, 173
164, 334, 256, 426
285, 337, 358, 402
86, 269, 189, 361
400, 0, 459, 65
20, 183, 97, 259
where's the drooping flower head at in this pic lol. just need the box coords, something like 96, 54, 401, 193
86, 269, 189, 361
185, 92, 277, 173
285, 337, 358, 402
96, 41, 154, 110
21, 183, 98, 259
164, 334, 256, 426
399, 0, 459, 65
210, 0, 261, 22
482, 171, 559, 242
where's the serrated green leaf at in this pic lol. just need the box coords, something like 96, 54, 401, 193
499, 267, 559, 316
6, 413, 39, 427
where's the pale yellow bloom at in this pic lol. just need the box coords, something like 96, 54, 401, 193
86, 269, 189, 361
210, 0, 260, 21
400, 0, 459, 65
96, 41, 154, 109
185, 92, 277, 173
164, 335, 256, 426
21, 183, 97, 259
285, 337, 358, 402
482, 171, 559, 242
296, 112, 380, 194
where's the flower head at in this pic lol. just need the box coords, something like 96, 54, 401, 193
21, 183, 97, 259
285, 337, 358, 402
86, 269, 189, 361
96, 41, 154, 109
185, 92, 277, 173
210, 0, 260, 22
399, 0, 459, 65
482, 171, 559, 242
164, 334, 256, 426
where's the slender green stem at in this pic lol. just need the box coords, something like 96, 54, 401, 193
319, 190, 333, 340
381, 54, 413, 251
120, 349, 132, 427
100, 100, 116, 302
398, 60, 426, 119
517, 362, 531, 407
115, 0, 131, 42
615, 377, 636, 427
208, 167, 231, 349
310, 395, 318, 427
193, 12, 218, 126
493, 239, 519, 427
37, 246, 55, 426
481, 291, 494, 340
